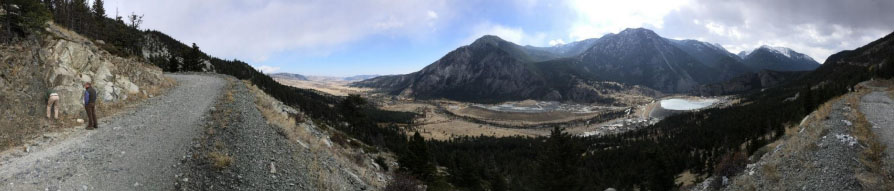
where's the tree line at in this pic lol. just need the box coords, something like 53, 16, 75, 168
6, 1, 891, 189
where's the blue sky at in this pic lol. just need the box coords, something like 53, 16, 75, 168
104, 0, 894, 76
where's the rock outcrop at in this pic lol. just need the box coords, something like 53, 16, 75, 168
41, 24, 169, 115
0, 22, 171, 147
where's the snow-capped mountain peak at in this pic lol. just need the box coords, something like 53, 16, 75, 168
759, 45, 795, 58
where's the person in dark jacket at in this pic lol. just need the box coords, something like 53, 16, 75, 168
84, 82, 98, 130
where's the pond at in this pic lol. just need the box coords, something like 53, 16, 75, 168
659, 98, 718, 111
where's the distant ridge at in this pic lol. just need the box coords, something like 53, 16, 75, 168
354, 28, 820, 103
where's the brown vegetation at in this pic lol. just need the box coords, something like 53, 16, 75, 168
274, 78, 370, 96
208, 151, 233, 169
243, 80, 389, 189
848, 84, 893, 190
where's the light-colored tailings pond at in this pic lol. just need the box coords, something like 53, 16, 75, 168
659, 98, 718, 111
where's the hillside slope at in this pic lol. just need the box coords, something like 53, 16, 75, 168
716, 81, 892, 191
177, 77, 385, 190
693, 70, 808, 96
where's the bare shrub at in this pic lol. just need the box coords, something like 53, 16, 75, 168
385, 172, 424, 191
331, 132, 349, 147
762, 162, 780, 183
208, 151, 233, 169
714, 151, 749, 177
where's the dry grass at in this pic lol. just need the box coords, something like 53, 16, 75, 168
243, 80, 389, 189
450, 106, 606, 125
814, 95, 844, 120
198, 78, 236, 171
762, 162, 780, 183
674, 170, 700, 188
846, 92, 885, 172
846, 86, 892, 189
274, 78, 370, 96
208, 151, 233, 169
381, 102, 547, 140
773, 95, 845, 164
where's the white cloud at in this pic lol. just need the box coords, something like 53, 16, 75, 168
463, 22, 548, 46
548, 39, 566, 46
255, 65, 280, 74
703, 22, 745, 40
567, 0, 691, 40
427, 10, 439, 19
657, 0, 894, 63
105, 0, 450, 63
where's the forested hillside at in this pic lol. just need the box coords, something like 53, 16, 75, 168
5, 1, 894, 190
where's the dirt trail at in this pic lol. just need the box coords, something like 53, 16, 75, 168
0, 74, 225, 190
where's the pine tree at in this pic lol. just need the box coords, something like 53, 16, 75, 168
399, 132, 436, 181
537, 126, 583, 191
802, 85, 813, 115
1, 0, 52, 36
183, 43, 201, 71
91, 0, 104, 18
168, 56, 180, 72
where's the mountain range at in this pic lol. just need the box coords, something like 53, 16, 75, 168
270, 73, 380, 82
353, 28, 821, 103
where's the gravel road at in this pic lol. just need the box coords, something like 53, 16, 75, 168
0, 74, 225, 190
176, 78, 309, 190
176, 77, 381, 191
177, 78, 373, 191
859, 86, 894, 174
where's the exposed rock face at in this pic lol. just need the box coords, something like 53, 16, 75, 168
43, 25, 168, 115
0, 23, 169, 126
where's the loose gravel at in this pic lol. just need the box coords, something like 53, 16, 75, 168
720, 96, 863, 191
177, 77, 374, 191
859, 86, 894, 175
0, 74, 226, 190
176, 78, 309, 190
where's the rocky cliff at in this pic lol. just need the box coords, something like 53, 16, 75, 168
0, 22, 172, 148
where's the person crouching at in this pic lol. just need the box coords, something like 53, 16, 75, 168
47, 89, 60, 120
